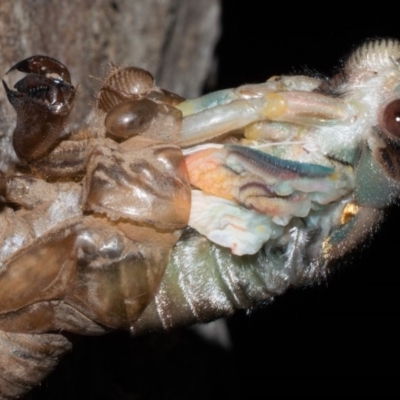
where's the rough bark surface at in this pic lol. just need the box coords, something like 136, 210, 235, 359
0, 1, 220, 398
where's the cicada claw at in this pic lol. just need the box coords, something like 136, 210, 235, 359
6, 55, 71, 83
4, 55, 75, 161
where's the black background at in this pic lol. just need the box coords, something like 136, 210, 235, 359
29, 3, 399, 399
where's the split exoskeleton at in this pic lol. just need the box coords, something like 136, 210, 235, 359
0, 56, 191, 334
1, 39, 400, 398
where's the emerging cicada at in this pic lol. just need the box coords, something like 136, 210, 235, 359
1, 39, 399, 398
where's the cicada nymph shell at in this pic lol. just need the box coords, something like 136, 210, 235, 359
0, 56, 191, 336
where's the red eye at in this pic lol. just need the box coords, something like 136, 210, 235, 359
382, 99, 400, 138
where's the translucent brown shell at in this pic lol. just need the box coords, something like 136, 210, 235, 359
97, 66, 155, 113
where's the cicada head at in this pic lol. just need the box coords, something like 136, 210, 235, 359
319, 39, 400, 209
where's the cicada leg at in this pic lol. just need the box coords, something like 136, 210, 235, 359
177, 77, 353, 147
3, 56, 75, 162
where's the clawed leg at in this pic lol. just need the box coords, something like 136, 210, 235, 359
3, 55, 75, 161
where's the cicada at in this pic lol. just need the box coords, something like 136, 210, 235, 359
0, 38, 399, 398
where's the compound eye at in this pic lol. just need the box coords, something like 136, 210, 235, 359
382, 99, 400, 138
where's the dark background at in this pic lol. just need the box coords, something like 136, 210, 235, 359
29, 3, 399, 399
